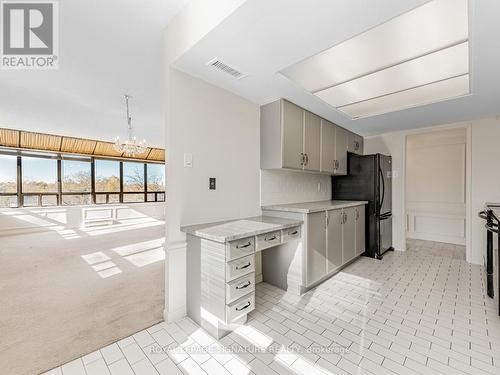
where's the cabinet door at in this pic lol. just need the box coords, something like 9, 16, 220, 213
335, 126, 348, 175
282, 100, 304, 170
307, 211, 327, 285
327, 209, 343, 272
348, 133, 364, 155
342, 208, 356, 263
303, 111, 321, 172
321, 120, 335, 173
355, 206, 365, 256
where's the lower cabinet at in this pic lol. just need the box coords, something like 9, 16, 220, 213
306, 211, 327, 285
327, 209, 343, 272
307, 205, 366, 286
342, 207, 356, 263
355, 206, 365, 255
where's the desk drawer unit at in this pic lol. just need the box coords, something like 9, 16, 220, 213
256, 230, 281, 251
226, 272, 255, 304
282, 226, 301, 243
226, 237, 255, 260
226, 254, 255, 281
226, 293, 255, 323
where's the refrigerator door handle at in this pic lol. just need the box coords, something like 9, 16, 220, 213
378, 167, 385, 213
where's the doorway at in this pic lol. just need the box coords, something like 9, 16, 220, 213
405, 128, 467, 259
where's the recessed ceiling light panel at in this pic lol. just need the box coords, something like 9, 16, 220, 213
280, 0, 470, 118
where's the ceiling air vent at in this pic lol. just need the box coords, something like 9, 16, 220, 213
207, 58, 246, 80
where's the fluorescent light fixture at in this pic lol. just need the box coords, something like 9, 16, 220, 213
280, 0, 470, 118
338, 74, 469, 118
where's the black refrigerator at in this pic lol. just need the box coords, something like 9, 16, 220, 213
332, 153, 393, 259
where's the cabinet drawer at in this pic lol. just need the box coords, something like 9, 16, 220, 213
226, 273, 255, 304
282, 226, 301, 243
226, 237, 255, 261
226, 254, 255, 282
256, 230, 281, 251
226, 293, 255, 323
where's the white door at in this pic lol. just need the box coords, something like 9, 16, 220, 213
406, 128, 466, 245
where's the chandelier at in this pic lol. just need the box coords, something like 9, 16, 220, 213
114, 94, 147, 156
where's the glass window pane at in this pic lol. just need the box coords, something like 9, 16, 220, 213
0, 155, 17, 193
23, 195, 39, 207
62, 160, 91, 192
96, 193, 120, 204
147, 193, 156, 202
123, 162, 144, 192
22, 157, 57, 193
42, 195, 57, 206
158, 193, 165, 202
123, 193, 145, 203
0, 196, 18, 208
62, 195, 91, 206
147, 164, 165, 192
95, 160, 120, 192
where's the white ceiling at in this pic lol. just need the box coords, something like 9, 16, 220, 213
173, 0, 500, 136
0, 0, 190, 147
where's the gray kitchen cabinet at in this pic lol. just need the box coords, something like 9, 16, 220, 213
307, 211, 327, 285
355, 206, 365, 256
261, 98, 361, 175
342, 207, 356, 263
348, 131, 364, 155
282, 100, 305, 170
327, 209, 343, 272
334, 126, 348, 175
320, 120, 336, 174
303, 111, 321, 171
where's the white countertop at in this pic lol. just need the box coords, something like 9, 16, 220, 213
262, 200, 368, 214
181, 216, 303, 243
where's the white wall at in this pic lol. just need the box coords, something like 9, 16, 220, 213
365, 117, 500, 265
163, 68, 261, 321
0, 202, 165, 236
406, 129, 466, 245
260, 170, 331, 206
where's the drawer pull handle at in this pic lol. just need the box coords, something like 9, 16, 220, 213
236, 262, 251, 270
289, 230, 298, 235
236, 302, 251, 311
236, 281, 251, 290
236, 242, 252, 249
265, 236, 277, 241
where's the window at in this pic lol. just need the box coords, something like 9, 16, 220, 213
0, 150, 165, 208
123, 162, 145, 192
147, 163, 165, 192
62, 160, 91, 192
95, 160, 120, 192
22, 157, 57, 193
0, 155, 17, 194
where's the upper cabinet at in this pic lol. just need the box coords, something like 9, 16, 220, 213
261, 99, 363, 175
281, 100, 304, 170
347, 131, 364, 155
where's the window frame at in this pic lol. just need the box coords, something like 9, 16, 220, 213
0, 148, 165, 208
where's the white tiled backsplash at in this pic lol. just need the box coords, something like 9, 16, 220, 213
260, 170, 332, 206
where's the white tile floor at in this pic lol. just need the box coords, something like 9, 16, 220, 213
44, 241, 500, 375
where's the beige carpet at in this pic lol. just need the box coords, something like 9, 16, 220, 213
0, 219, 165, 375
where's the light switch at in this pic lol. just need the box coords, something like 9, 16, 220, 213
209, 178, 216, 190
392, 170, 399, 178
184, 153, 193, 168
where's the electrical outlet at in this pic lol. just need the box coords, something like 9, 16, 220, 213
209, 177, 216, 190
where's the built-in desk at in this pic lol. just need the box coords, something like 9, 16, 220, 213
181, 216, 303, 339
